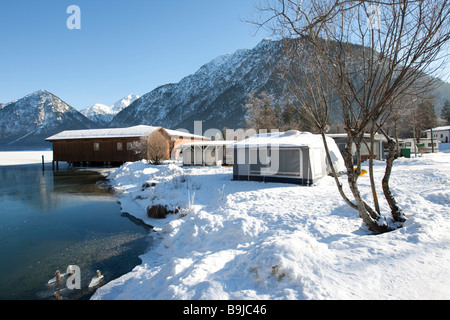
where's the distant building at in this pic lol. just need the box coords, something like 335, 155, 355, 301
46, 125, 207, 167
327, 133, 387, 162
179, 141, 236, 166
399, 139, 439, 155
424, 126, 450, 143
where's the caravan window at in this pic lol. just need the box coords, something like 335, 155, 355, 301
406, 142, 412, 147
250, 148, 270, 173
278, 150, 300, 174
249, 148, 301, 176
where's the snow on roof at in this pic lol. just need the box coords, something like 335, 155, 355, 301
424, 126, 450, 132
232, 131, 330, 149
46, 125, 160, 141
327, 133, 387, 141
46, 125, 207, 141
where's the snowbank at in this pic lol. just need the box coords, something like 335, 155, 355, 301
0, 151, 53, 166
92, 153, 450, 300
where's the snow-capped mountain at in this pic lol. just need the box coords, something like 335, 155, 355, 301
81, 94, 139, 126
110, 39, 286, 131
0, 90, 97, 150
112, 94, 140, 113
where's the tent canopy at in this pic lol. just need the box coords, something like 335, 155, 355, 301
232, 131, 346, 174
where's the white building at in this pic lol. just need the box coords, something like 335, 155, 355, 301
399, 139, 439, 155
179, 141, 236, 166
424, 126, 450, 143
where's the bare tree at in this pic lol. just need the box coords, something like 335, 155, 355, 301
244, 90, 316, 132
244, 91, 283, 131
133, 136, 149, 159
147, 132, 169, 165
253, 0, 450, 233
415, 100, 438, 141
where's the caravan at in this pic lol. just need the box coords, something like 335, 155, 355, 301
231, 131, 345, 186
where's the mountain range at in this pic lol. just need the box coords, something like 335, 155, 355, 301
1, 38, 450, 150
110, 39, 287, 132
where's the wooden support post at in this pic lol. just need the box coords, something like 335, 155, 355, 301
42, 155, 45, 171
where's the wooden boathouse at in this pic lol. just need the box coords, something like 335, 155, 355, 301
46, 125, 207, 167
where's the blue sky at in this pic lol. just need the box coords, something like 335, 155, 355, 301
0, 0, 268, 110
1, 1, 449, 111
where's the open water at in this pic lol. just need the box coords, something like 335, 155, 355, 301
0, 164, 151, 300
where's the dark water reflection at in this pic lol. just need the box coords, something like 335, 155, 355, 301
0, 164, 150, 300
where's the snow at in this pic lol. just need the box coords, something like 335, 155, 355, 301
424, 126, 450, 132
80, 94, 140, 125
112, 94, 140, 113
0, 151, 53, 166
89, 152, 450, 300
45, 125, 208, 141
45, 125, 161, 141
81, 103, 112, 118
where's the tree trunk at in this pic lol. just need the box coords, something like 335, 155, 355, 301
342, 135, 391, 234
382, 136, 407, 223
320, 132, 358, 210
363, 128, 381, 215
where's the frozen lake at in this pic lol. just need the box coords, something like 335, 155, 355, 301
0, 161, 151, 300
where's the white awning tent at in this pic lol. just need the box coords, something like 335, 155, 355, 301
179, 141, 236, 166
231, 131, 346, 185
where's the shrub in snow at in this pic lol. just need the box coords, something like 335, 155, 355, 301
147, 204, 179, 219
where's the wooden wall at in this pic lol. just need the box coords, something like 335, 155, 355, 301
52, 137, 142, 164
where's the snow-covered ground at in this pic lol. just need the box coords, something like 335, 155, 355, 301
0, 151, 53, 166
91, 147, 450, 300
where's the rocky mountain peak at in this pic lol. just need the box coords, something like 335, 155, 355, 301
80, 94, 140, 126
0, 90, 97, 150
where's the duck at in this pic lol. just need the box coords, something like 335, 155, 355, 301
88, 270, 104, 289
